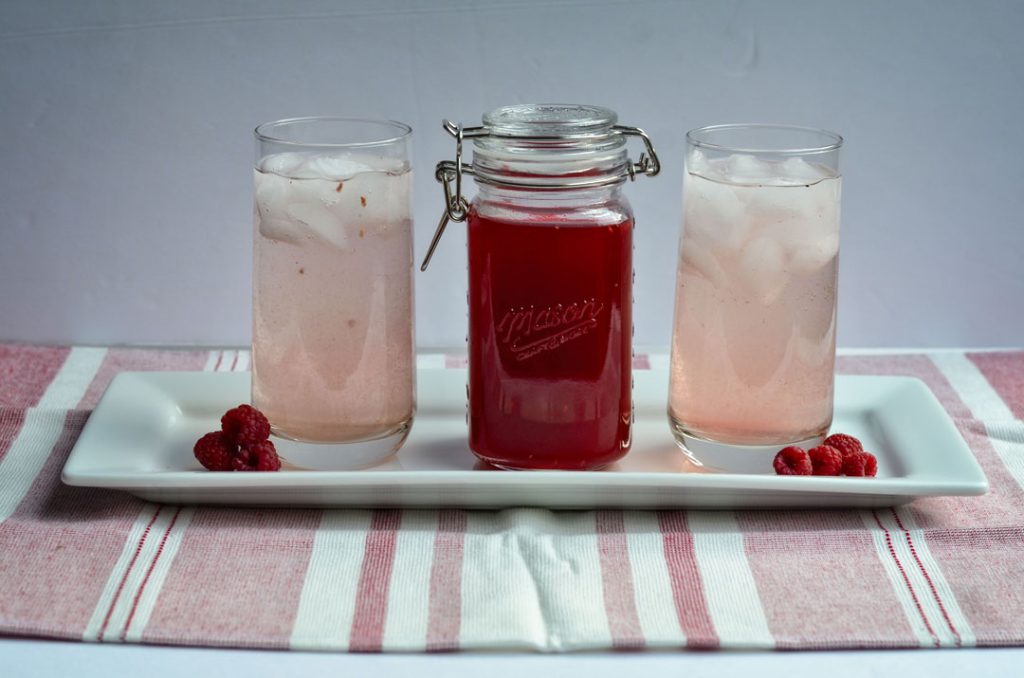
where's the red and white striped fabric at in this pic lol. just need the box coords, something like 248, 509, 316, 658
1, 345, 1024, 651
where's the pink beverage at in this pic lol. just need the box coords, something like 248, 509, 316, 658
252, 149, 414, 445
669, 144, 841, 446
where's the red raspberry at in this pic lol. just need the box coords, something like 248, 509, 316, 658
808, 444, 843, 476
842, 451, 878, 477
773, 446, 813, 475
193, 431, 237, 471
221, 404, 271, 446
232, 440, 281, 472
823, 433, 864, 460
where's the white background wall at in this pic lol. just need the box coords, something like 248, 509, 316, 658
1, 0, 1022, 349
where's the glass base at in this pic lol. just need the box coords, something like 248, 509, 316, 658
469, 444, 627, 471
669, 415, 826, 474
271, 418, 412, 471
481, 459, 615, 472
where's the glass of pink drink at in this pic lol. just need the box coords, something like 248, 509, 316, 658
669, 124, 843, 470
253, 118, 414, 468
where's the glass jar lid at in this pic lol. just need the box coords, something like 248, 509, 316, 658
482, 104, 619, 140
470, 104, 632, 188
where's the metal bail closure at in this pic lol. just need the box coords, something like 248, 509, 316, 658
420, 120, 485, 272
613, 125, 661, 181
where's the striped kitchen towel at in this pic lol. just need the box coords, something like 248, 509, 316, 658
1, 344, 1024, 651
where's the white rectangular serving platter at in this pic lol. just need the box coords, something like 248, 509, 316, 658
62, 368, 988, 509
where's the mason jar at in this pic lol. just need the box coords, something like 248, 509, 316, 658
423, 104, 660, 470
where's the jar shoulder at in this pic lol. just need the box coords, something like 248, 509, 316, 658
471, 191, 633, 227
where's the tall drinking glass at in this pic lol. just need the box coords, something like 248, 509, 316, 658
669, 124, 842, 470
253, 117, 414, 468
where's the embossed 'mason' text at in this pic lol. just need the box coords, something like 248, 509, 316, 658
496, 298, 605, 360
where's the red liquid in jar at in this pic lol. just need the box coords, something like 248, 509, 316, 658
467, 209, 633, 470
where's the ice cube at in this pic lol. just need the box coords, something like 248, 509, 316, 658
258, 154, 411, 245
725, 153, 774, 185
326, 169, 412, 233
255, 169, 308, 244
771, 185, 840, 272
258, 152, 401, 180
254, 170, 291, 219
258, 216, 304, 244
286, 202, 349, 249
684, 176, 750, 253
789, 231, 839, 274
778, 157, 830, 185
687, 149, 709, 175
737, 235, 788, 305
281, 174, 342, 210
258, 152, 307, 177
742, 182, 817, 220
680, 240, 728, 288
294, 155, 374, 181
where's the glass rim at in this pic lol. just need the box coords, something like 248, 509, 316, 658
686, 123, 843, 155
254, 116, 412, 149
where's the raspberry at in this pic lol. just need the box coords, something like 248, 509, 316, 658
842, 451, 878, 477
221, 404, 271, 446
823, 433, 863, 460
232, 440, 281, 472
773, 446, 813, 475
193, 431, 237, 471
808, 445, 843, 476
